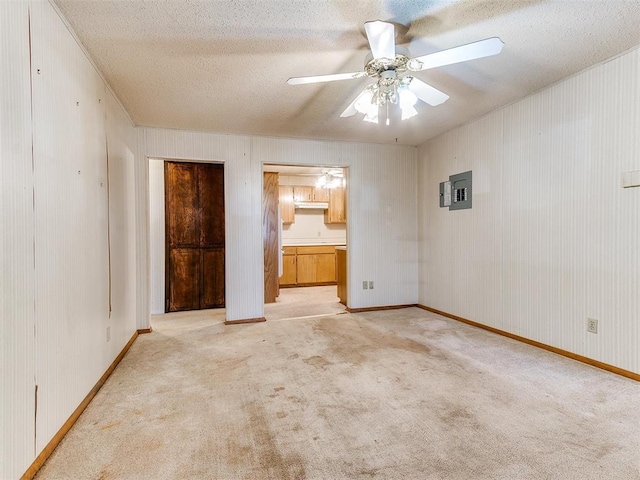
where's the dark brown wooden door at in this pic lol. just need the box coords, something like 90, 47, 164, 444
165, 162, 225, 312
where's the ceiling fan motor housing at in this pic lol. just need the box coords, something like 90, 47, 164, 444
364, 46, 411, 78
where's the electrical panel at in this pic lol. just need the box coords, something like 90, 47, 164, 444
440, 170, 472, 210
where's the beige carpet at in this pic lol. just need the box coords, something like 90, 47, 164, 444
264, 285, 346, 321
35, 307, 640, 479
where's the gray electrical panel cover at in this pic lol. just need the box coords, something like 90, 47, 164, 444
449, 170, 472, 210
439, 181, 451, 207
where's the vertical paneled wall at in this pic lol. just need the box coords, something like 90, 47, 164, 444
141, 130, 418, 320
149, 159, 165, 314
1, 2, 36, 478
252, 137, 419, 309
135, 128, 150, 329
141, 128, 261, 321
418, 47, 640, 373
353, 142, 418, 308
1, 1, 140, 477
105, 88, 138, 356
31, 0, 111, 451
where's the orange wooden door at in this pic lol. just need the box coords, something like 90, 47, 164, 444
165, 162, 225, 312
263, 172, 280, 303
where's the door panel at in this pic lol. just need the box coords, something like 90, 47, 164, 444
166, 162, 225, 312
279, 186, 295, 224
169, 248, 200, 311
166, 163, 199, 246
293, 186, 313, 202
316, 253, 336, 283
199, 165, 225, 246
202, 248, 225, 308
297, 255, 316, 284
279, 254, 297, 285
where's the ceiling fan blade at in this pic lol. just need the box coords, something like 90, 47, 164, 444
287, 71, 366, 85
364, 20, 396, 60
410, 37, 504, 71
340, 88, 368, 117
407, 77, 449, 106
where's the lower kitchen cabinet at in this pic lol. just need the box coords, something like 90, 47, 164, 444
315, 253, 336, 283
296, 254, 317, 284
280, 245, 338, 286
279, 250, 297, 285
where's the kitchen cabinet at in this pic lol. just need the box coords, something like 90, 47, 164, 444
279, 246, 297, 285
293, 186, 313, 202
312, 187, 330, 202
324, 186, 346, 224
280, 245, 338, 286
296, 254, 317, 284
279, 186, 295, 224
292, 185, 330, 203
315, 253, 336, 282
280, 182, 346, 230
296, 245, 336, 285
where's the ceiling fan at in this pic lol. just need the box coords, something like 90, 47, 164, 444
287, 21, 504, 124
286, 168, 344, 188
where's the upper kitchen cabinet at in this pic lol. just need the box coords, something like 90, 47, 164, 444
324, 186, 346, 224
279, 186, 295, 224
293, 186, 313, 202
312, 187, 330, 202
293, 185, 330, 203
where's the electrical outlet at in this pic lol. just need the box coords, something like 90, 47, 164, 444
363, 281, 368, 290
106, 326, 111, 342
587, 318, 598, 334
368, 281, 374, 289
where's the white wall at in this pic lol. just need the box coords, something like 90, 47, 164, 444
1, 1, 140, 477
279, 174, 347, 246
140, 130, 418, 318
418, 47, 640, 374
1, 2, 36, 476
282, 210, 346, 245
149, 159, 165, 314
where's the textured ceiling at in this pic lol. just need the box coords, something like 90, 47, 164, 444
54, 0, 640, 146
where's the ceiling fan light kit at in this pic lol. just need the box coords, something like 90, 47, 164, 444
288, 20, 504, 126
316, 170, 344, 189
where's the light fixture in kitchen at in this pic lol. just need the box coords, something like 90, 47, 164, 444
316, 170, 344, 189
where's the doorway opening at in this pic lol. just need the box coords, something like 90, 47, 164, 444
262, 164, 348, 321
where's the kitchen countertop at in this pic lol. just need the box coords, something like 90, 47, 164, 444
283, 243, 346, 247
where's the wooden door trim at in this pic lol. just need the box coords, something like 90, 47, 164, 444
164, 161, 170, 312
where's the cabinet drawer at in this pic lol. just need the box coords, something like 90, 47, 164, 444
296, 245, 335, 255
282, 246, 297, 255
